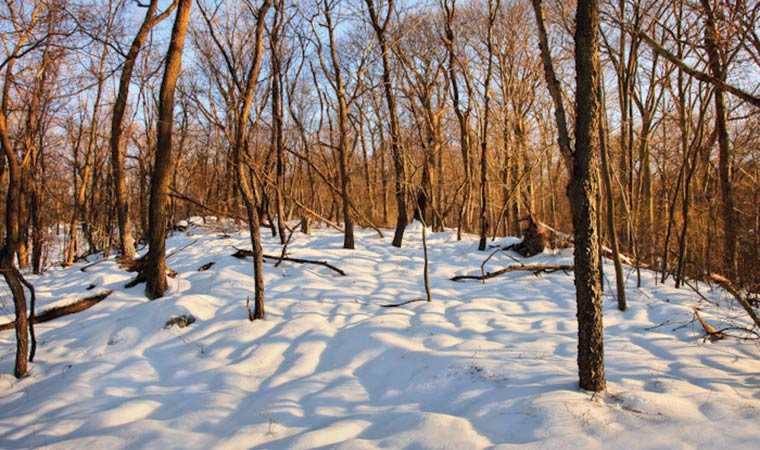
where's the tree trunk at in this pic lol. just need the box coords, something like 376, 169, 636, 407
365, 0, 407, 247
0, 109, 28, 378
144, 0, 192, 299
270, 0, 288, 244
478, 1, 498, 251
110, 0, 176, 260
699, 0, 736, 279
599, 84, 626, 311
441, 1, 473, 241
572, 0, 605, 392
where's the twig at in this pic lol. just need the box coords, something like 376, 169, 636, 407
644, 319, 672, 331
451, 264, 574, 282
683, 278, 719, 306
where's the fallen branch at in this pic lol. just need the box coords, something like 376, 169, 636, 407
167, 239, 198, 259
198, 262, 215, 271
693, 307, 725, 340
708, 273, 760, 329
451, 264, 574, 282
80, 256, 110, 272
380, 298, 428, 308
0, 291, 113, 332
232, 248, 346, 276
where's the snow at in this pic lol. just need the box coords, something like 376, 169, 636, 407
1, 222, 759, 449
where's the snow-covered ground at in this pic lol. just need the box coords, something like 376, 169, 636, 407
1, 221, 759, 449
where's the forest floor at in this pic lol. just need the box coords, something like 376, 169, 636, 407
1, 220, 759, 449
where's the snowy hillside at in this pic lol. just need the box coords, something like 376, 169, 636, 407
1, 222, 759, 449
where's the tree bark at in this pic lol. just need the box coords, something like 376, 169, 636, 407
144, 0, 192, 299
572, 0, 605, 392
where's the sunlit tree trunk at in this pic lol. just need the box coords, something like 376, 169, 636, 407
144, 0, 192, 299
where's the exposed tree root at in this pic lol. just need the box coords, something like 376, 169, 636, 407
0, 290, 113, 332
451, 264, 574, 282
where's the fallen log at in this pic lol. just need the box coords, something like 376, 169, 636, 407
232, 248, 346, 276
708, 273, 760, 330
0, 290, 113, 332
451, 264, 574, 282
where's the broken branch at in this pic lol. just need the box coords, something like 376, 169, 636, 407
451, 264, 574, 282
693, 307, 725, 340
232, 247, 346, 276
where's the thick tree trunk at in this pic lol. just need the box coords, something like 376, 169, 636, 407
144, 0, 192, 299
573, 0, 605, 392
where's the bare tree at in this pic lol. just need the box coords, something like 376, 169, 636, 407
110, 0, 178, 260
441, 0, 475, 241
196, 0, 272, 318
144, 0, 193, 299
699, 0, 737, 278
0, 0, 57, 378
477, 0, 499, 251
531, 0, 606, 392
365, 0, 409, 247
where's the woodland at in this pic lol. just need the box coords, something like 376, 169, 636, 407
1, 0, 759, 395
